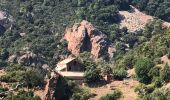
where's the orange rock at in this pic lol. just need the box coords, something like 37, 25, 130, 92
65, 20, 115, 59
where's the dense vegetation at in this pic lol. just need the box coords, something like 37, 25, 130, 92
132, 0, 170, 22
4, 91, 41, 100
0, 0, 170, 99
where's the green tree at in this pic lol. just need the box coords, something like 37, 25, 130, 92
135, 58, 154, 84
84, 60, 100, 83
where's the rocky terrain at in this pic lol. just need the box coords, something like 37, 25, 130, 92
119, 6, 170, 32
0, 11, 13, 28
119, 6, 153, 32
0, 1, 170, 100
65, 20, 116, 59
8, 51, 43, 66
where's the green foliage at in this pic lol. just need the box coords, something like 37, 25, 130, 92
4, 90, 41, 100
99, 90, 122, 100
148, 66, 161, 78
84, 61, 101, 83
23, 68, 44, 88
70, 87, 90, 100
160, 64, 170, 83
135, 58, 154, 84
133, 0, 170, 22
112, 68, 127, 80
0, 87, 8, 92
52, 78, 90, 100
122, 55, 136, 69
135, 84, 154, 97
152, 77, 163, 88
142, 89, 170, 100
0, 64, 45, 88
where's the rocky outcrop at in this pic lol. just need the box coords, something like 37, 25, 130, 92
8, 51, 42, 66
0, 11, 13, 35
65, 20, 115, 59
44, 72, 59, 100
18, 51, 37, 66
44, 71, 68, 100
0, 11, 13, 28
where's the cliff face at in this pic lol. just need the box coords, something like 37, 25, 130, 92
65, 20, 115, 59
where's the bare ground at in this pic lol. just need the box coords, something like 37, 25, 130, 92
119, 6, 153, 32
161, 55, 170, 66
0, 69, 6, 76
88, 79, 139, 100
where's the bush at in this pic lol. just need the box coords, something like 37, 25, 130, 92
160, 64, 170, 83
135, 58, 154, 84
99, 90, 122, 100
137, 88, 170, 100
23, 69, 44, 88
152, 77, 163, 88
135, 84, 154, 97
84, 60, 101, 83
4, 90, 41, 100
122, 55, 136, 69
112, 68, 127, 80
148, 67, 161, 78
71, 88, 90, 100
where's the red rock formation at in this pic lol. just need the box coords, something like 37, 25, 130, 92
65, 20, 115, 59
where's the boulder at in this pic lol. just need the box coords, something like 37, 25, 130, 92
65, 20, 115, 59
8, 51, 41, 66
18, 51, 37, 66
8, 55, 17, 63
0, 11, 13, 28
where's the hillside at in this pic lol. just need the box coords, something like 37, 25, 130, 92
0, 0, 170, 100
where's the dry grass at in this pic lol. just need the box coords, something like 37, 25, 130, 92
88, 79, 139, 100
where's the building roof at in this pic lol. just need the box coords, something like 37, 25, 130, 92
57, 57, 75, 65
55, 65, 67, 71
56, 57, 76, 71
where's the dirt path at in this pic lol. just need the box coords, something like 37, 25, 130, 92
89, 79, 139, 100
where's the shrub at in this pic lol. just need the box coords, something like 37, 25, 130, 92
71, 88, 90, 100
160, 64, 170, 83
153, 77, 163, 88
135, 58, 154, 84
84, 60, 101, 83
112, 68, 127, 80
148, 67, 161, 78
135, 84, 154, 97
99, 90, 122, 100
4, 90, 41, 100
23, 69, 44, 88
122, 55, 136, 69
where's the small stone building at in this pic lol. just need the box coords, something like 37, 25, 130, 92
56, 58, 84, 72
55, 58, 85, 80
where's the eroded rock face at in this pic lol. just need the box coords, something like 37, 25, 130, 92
44, 72, 58, 100
65, 20, 115, 59
8, 51, 41, 66
0, 11, 13, 28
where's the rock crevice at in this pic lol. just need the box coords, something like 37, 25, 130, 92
65, 20, 115, 59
